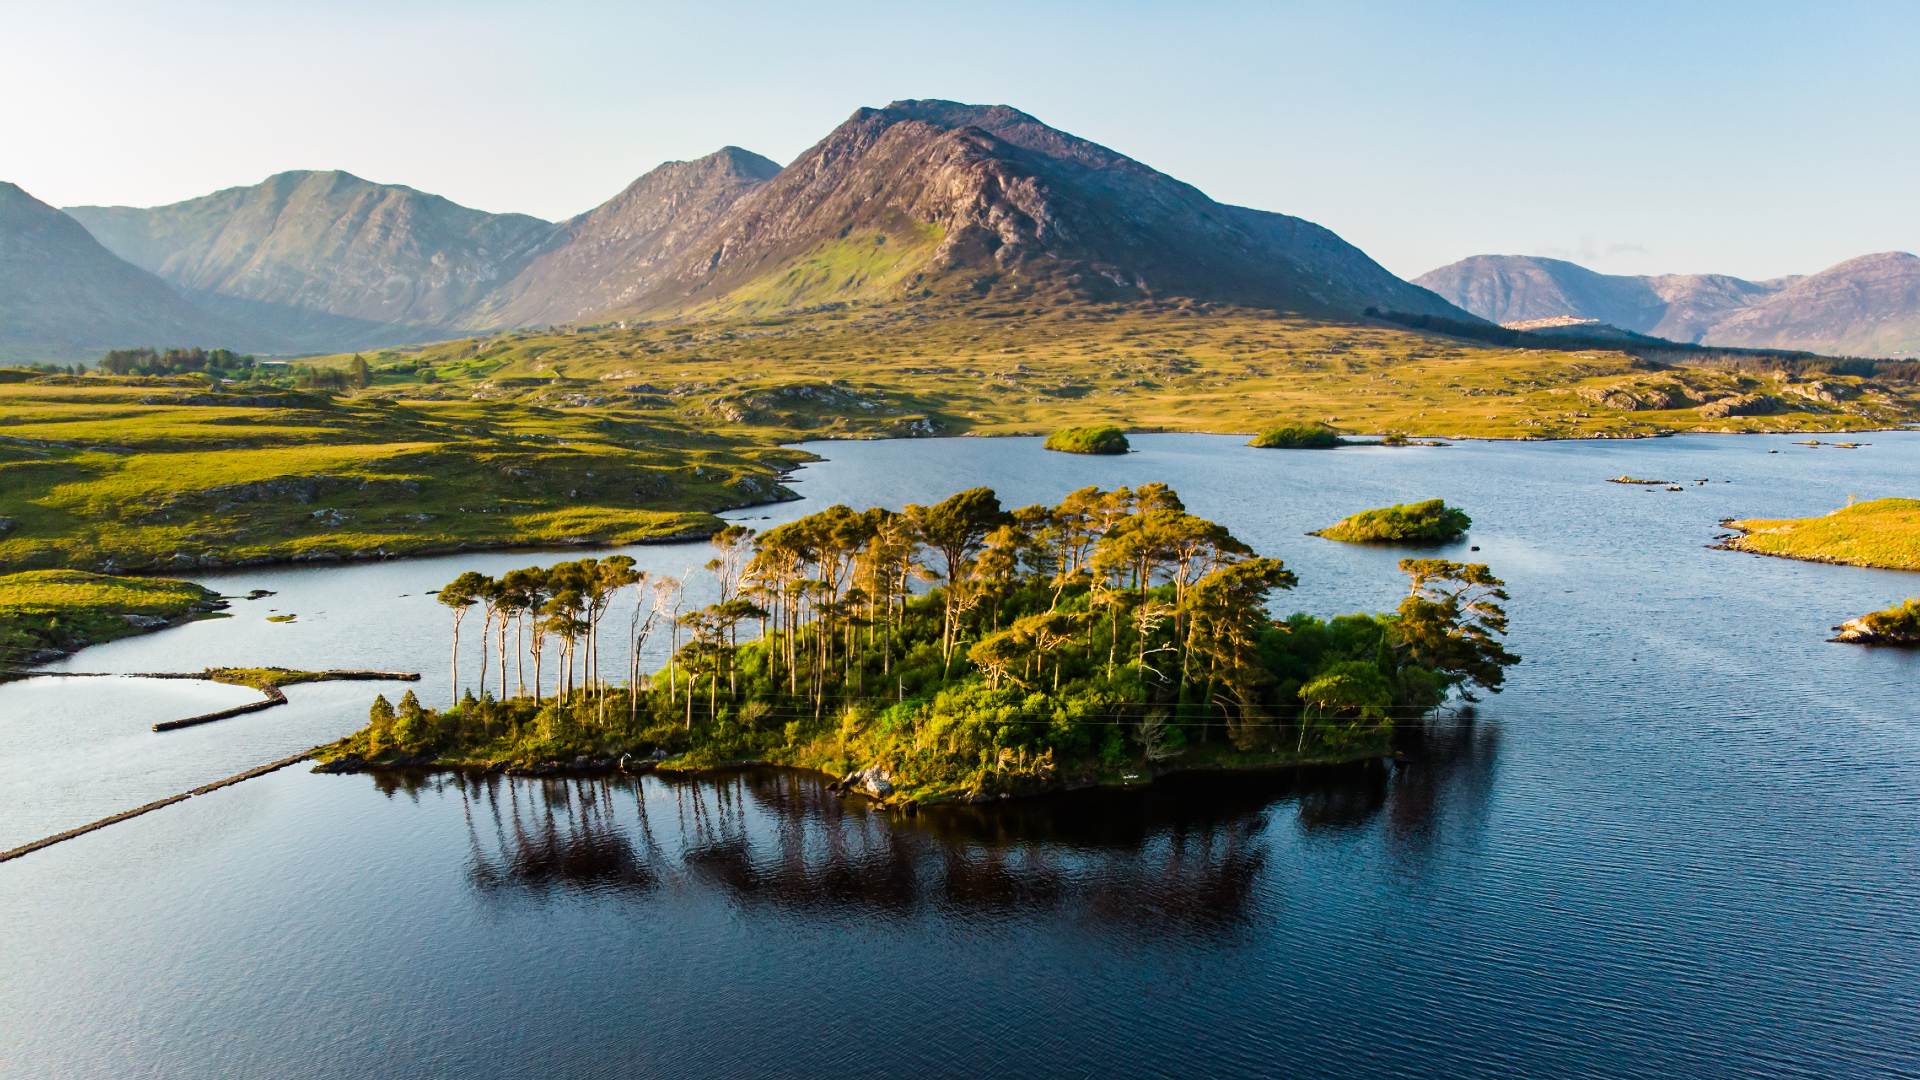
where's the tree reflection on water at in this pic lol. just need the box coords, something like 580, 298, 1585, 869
367, 717, 1498, 936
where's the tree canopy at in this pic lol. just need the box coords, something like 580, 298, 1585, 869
324, 485, 1518, 800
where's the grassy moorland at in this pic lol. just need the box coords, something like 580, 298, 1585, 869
1720, 498, 1920, 571
5, 300, 1917, 577
1313, 500, 1473, 544
0, 569, 223, 669
0, 374, 795, 574
315, 485, 1518, 802
317, 302, 1920, 441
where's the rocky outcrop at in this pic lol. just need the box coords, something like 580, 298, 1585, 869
1694, 393, 1781, 419
474, 147, 780, 328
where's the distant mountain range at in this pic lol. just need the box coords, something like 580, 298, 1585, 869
1416, 253, 1920, 358
3, 100, 1464, 362
8, 99, 1916, 364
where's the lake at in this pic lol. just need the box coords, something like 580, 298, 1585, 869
3, 433, 1917, 1078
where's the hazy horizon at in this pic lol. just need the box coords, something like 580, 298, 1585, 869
4, 0, 1915, 280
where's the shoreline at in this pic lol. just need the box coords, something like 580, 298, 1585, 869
1714, 516, 1920, 574
310, 746, 1398, 813
12, 427, 1920, 584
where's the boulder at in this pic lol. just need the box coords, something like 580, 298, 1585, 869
854, 765, 894, 797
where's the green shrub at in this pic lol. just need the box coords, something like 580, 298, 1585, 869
1044, 425, 1130, 454
1313, 499, 1471, 544
1249, 422, 1344, 449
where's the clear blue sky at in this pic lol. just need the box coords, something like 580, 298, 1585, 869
3, 0, 1914, 279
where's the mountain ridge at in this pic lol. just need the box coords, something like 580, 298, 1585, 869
0, 182, 248, 362
1416, 252, 1920, 357
67, 170, 557, 350
46, 100, 1471, 349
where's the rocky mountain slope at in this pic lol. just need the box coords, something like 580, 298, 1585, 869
1705, 252, 1920, 357
1417, 252, 1920, 357
67, 171, 556, 350
588, 100, 1465, 320
40, 101, 1466, 352
472, 147, 780, 327
0, 182, 243, 362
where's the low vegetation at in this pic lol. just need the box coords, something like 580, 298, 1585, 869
1720, 498, 1920, 571
0, 569, 222, 671
1249, 421, 1344, 449
1313, 500, 1472, 544
1044, 424, 1130, 454
1831, 598, 1920, 646
0, 375, 792, 573
316, 484, 1518, 801
5, 299, 1917, 577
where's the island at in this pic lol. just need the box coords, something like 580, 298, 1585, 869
1043, 424, 1130, 454
1719, 497, 1920, 571
1311, 499, 1472, 544
1830, 599, 1920, 646
0, 570, 225, 671
314, 484, 1518, 805
1249, 422, 1346, 449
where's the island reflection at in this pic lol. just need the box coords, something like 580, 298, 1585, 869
366, 717, 1498, 935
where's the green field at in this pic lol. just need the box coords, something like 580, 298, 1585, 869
4, 300, 1918, 576
0, 377, 795, 573
1721, 498, 1920, 571
0, 569, 222, 668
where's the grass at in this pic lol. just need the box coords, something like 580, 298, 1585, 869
1250, 421, 1345, 449
0, 569, 221, 668
1721, 498, 1920, 571
310, 300, 1919, 441
0, 378, 798, 573
1313, 499, 1472, 544
1043, 424, 1130, 454
5, 295, 1918, 576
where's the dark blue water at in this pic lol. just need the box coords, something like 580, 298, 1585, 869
3, 433, 1917, 1078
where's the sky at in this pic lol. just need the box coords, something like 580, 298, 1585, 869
2, 0, 1915, 280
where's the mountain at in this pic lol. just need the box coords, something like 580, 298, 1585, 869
67, 171, 556, 350
35, 100, 1468, 352
472, 147, 781, 328
575, 100, 1465, 321
0, 182, 242, 363
1705, 253, 1920, 357
1416, 253, 1920, 357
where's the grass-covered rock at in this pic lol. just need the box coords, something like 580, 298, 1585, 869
0, 569, 223, 668
1043, 424, 1130, 454
1312, 499, 1471, 544
1721, 498, 1920, 571
1831, 598, 1920, 646
1249, 422, 1344, 449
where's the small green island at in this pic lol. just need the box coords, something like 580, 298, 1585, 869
316, 484, 1517, 804
1312, 499, 1472, 544
1720, 497, 1920, 571
1249, 422, 1346, 449
1043, 424, 1130, 455
0, 570, 225, 671
1831, 598, 1920, 647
